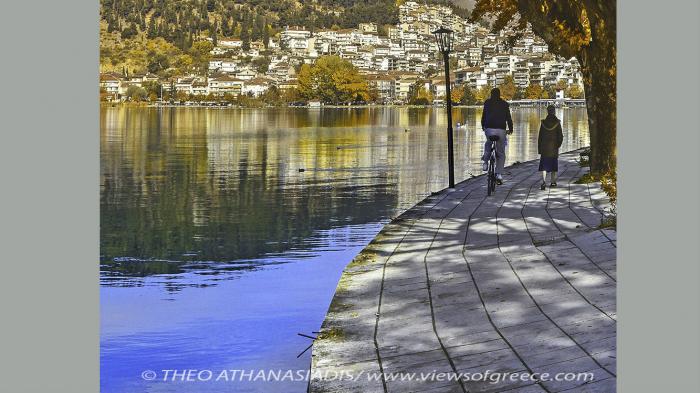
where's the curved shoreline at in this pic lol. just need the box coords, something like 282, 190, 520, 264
309, 148, 617, 392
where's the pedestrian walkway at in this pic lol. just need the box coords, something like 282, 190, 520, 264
310, 150, 616, 393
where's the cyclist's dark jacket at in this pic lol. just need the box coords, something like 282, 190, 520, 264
538, 114, 564, 157
481, 98, 513, 131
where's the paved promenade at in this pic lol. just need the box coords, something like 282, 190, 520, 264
310, 150, 616, 393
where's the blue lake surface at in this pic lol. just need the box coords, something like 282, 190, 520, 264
100, 106, 589, 392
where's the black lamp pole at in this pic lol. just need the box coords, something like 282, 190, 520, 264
433, 27, 455, 188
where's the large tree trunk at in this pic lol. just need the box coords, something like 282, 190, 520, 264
578, 0, 617, 175
579, 43, 616, 175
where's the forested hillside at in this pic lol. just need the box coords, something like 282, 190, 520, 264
100, 0, 468, 50
100, 0, 469, 75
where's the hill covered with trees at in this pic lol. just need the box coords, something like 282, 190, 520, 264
100, 0, 469, 74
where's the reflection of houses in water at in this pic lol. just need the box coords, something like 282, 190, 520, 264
101, 106, 590, 263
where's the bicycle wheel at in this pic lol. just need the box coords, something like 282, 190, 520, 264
487, 160, 495, 196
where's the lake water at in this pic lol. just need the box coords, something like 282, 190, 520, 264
100, 106, 589, 392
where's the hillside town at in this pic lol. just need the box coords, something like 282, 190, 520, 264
100, 1, 585, 104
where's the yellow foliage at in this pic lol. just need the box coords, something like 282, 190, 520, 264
474, 85, 491, 103
451, 86, 464, 103
600, 170, 617, 215
296, 56, 370, 103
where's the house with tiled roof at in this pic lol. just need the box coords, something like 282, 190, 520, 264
99, 73, 123, 98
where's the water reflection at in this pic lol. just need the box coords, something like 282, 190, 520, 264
100, 106, 588, 279
100, 106, 588, 393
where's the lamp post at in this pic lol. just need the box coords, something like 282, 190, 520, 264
433, 27, 455, 189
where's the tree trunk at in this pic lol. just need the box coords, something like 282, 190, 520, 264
511, 0, 617, 175
578, 0, 617, 175
579, 44, 616, 175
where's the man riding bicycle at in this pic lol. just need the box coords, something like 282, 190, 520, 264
481, 88, 513, 185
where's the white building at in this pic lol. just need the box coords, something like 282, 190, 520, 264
218, 38, 243, 49
281, 26, 312, 54
208, 75, 244, 96
99, 73, 122, 97
242, 78, 271, 97
358, 22, 378, 34
235, 69, 257, 81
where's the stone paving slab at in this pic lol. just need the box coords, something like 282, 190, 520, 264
311, 150, 616, 393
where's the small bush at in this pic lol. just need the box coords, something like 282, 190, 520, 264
412, 97, 430, 106
600, 170, 617, 216
576, 170, 617, 224
599, 215, 616, 229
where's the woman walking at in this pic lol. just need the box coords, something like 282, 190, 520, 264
538, 105, 564, 190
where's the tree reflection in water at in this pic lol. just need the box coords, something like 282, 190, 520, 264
100, 106, 589, 284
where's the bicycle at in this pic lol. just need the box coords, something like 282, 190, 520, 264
486, 135, 499, 196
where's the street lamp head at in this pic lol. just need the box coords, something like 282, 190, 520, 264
432, 26, 454, 54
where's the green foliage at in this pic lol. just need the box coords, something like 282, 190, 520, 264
251, 56, 270, 74
544, 85, 556, 99
416, 87, 433, 104
211, 22, 218, 46
297, 56, 370, 104
240, 16, 251, 50
262, 25, 271, 47
174, 54, 194, 74
100, 0, 467, 58
423, 65, 437, 78
408, 82, 433, 105
142, 81, 162, 97
188, 40, 213, 73
237, 93, 265, 108
121, 23, 138, 39
282, 88, 302, 103
102, 21, 215, 77
175, 90, 189, 102
336, 1, 399, 28
460, 84, 477, 105
101, 0, 467, 51
147, 51, 170, 73
125, 85, 148, 101
260, 86, 284, 106
599, 215, 616, 229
